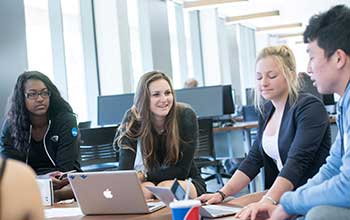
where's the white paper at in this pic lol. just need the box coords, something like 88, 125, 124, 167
145, 185, 176, 206
45, 207, 83, 218
36, 179, 54, 206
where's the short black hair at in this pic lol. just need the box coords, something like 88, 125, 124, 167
304, 5, 350, 58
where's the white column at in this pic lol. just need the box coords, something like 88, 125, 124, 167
48, 0, 68, 99
137, 0, 154, 73
148, 0, 173, 78
172, 2, 188, 88
198, 9, 223, 85
116, 0, 133, 93
80, 0, 99, 125
188, 10, 204, 86
93, 0, 133, 95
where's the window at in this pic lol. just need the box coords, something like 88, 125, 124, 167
24, 0, 53, 79
127, 0, 142, 91
61, 0, 88, 121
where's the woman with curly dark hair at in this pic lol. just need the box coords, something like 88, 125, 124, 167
0, 71, 81, 199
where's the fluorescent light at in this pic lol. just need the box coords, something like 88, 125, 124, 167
225, 10, 280, 23
256, 23, 302, 31
278, 32, 304, 38
181, 0, 248, 10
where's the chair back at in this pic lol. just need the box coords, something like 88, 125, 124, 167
79, 125, 119, 171
242, 105, 258, 122
78, 121, 92, 129
194, 118, 216, 164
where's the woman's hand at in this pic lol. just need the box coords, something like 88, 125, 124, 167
136, 170, 146, 182
235, 202, 277, 220
47, 171, 69, 190
197, 192, 223, 204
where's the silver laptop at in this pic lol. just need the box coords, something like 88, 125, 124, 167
146, 185, 241, 218
68, 170, 165, 215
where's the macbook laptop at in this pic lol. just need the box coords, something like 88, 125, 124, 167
68, 170, 165, 215
146, 185, 241, 218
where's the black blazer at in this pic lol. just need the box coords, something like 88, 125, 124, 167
238, 93, 331, 189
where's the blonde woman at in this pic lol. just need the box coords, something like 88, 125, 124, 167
199, 45, 331, 220
114, 71, 206, 199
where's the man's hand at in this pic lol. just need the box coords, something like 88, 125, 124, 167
235, 202, 277, 220
268, 205, 291, 220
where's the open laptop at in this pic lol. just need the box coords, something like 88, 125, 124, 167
146, 185, 241, 218
68, 170, 165, 215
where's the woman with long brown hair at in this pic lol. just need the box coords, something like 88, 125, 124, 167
114, 71, 206, 199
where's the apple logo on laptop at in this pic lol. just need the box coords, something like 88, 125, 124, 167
103, 189, 113, 199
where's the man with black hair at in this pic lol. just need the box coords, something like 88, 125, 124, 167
253, 4, 350, 220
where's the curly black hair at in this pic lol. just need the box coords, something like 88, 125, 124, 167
6, 71, 73, 152
303, 4, 350, 58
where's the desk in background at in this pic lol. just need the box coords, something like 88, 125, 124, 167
213, 121, 258, 192
212, 115, 337, 192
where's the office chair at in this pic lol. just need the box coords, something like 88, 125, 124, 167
194, 118, 231, 187
78, 121, 92, 129
242, 105, 258, 122
79, 125, 119, 172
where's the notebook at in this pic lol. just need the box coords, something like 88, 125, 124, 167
68, 170, 165, 215
146, 185, 241, 218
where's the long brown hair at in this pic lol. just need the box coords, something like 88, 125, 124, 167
117, 71, 180, 170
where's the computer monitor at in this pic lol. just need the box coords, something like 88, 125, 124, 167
97, 85, 235, 125
98, 93, 134, 126
223, 85, 235, 115
175, 85, 234, 118
245, 88, 255, 106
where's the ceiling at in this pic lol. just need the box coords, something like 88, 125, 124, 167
177, 0, 350, 36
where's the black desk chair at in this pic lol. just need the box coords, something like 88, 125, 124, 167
79, 125, 119, 172
78, 121, 92, 129
194, 118, 231, 187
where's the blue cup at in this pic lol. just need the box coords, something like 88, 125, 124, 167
169, 200, 200, 220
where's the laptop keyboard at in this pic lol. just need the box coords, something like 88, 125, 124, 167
147, 201, 164, 208
203, 205, 241, 214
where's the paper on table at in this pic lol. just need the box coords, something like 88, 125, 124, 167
45, 207, 83, 218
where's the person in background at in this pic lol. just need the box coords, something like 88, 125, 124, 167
255, 5, 350, 220
184, 78, 198, 88
0, 156, 44, 220
298, 72, 322, 100
0, 71, 81, 201
114, 71, 206, 199
199, 45, 331, 220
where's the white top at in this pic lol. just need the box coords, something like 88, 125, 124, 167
262, 122, 283, 171
134, 139, 145, 172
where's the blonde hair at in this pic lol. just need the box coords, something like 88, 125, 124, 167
255, 45, 299, 113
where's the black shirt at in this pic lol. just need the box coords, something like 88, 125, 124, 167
28, 139, 54, 172
0, 112, 81, 175
115, 103, 206, 195
239, 93, 331, 189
